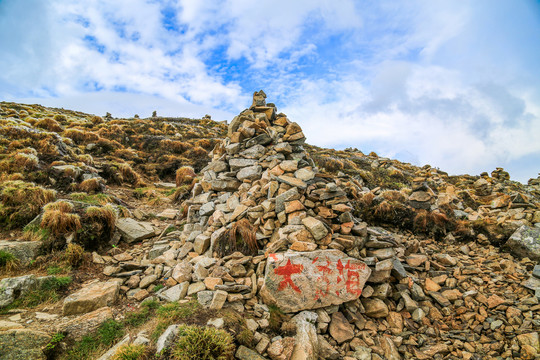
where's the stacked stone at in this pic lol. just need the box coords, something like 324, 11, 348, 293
408, 177, 435, 210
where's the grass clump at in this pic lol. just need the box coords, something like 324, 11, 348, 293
175, 166, 195, 187
19, 276, 71, 308
69, 192, 112, 205
66, 319, 125, 360
22, 223, 51, 242
112, 344, 147, 360
0, 180, 56, 229
64, 243, 84, 266
0, 250, 20, 271
41, 201, 81, 236
78, 178, 102, 193
171, 325, 234, 360
152, 300, 200, 340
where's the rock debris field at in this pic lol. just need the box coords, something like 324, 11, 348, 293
0, 92, 539, 359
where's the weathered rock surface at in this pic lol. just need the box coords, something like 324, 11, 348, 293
504, 225, 540, 260
0, 329, 50, 360
115, 218, 155, 243
0, 240, 41, 264
261, 250, 370, 312
63, 280, 120, 315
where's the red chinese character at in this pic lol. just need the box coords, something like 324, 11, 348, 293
345, 269, 363, 295
274, 259, 303, 293
315, 259, 332, 300
337, 259, 364, 295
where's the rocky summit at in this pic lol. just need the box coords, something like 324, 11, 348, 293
0, 93, 539, 360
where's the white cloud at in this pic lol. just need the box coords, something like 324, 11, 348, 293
1, 0, 539, 182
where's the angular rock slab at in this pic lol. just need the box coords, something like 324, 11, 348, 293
0, 328, 51, 360
115, 218, 155, 243
260, 250, 371, 313
504, 225, 540, 261
63, 280, 120, 315
0, 240, 41, 264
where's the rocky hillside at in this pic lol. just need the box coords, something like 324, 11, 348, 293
0, 93, 538, 360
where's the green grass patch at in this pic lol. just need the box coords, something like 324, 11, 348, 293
22, 223, 51, 242
0, 250, 19, 271
69, 192, 112, 205
171, 325, 234, 360
66, 319, 125, 360
112, 344, 147, 360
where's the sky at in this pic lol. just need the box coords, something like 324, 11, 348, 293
1, 0, 539, 183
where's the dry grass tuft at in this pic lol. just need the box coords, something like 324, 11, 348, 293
85, 205, 117, 234
35, 117, 63, 132
413, 209, 428, 232
217, 218, 258, 257
41, 201, 81, 236
64, 243, 84, 266
44, 200, 74, 213
0, 180, 56, 229
78, 178, 102, 193
176, 166, 196, 187
118, 163, 142, 186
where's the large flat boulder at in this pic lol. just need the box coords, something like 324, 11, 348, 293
0, 241, 41, 264
504, 225, 540, 261
0, 329, 50, 360
260, 250, 371, 313
63, 280, 120, 315
115, 218, 155, 243
0, 275, 39, 308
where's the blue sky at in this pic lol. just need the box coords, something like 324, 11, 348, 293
1, 0, 539, 182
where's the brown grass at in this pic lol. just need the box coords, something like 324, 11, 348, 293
118, 163, 142, 186
374, 200, 393, 217
64, 243, 84, 266
41, 201, 81, 235
161, 139, 189, 154
78, 178, 102, 193
85, 205, 117, 234
360, 192, 375, 207
176, 166, 196, 187
413, 209, 428, 232
35, 117, 63, 132
64, 129, 99, 144
216, 218, 258, 257
381, 190, 407, 202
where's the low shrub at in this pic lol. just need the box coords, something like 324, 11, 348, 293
0, 250, 19, 271
0, 180, 56, 229
171, 325, 234, 360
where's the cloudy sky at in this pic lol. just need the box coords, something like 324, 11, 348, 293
1, 0, 539, 182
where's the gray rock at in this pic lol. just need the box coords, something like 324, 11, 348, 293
148, 245, 169, 260
246, 133, 272, 148
236, 345, 267, 360
240, 145, 266, 159
237, 165, 262, 181
97, 334, 131, 360
197, 290, 214, 307
0, 329, 51, 360
63, 280, 120, 316
229, 158, 257, 170
0, 275, 39, 308
0, 241, 41, 264
292, 311, 319, 359
158, 282, 189, 302
199, 202, 215, 217
139, 275, 158, 289
115, 218, 155, 243
193, 234, 211, 254
155, 325, 179, 355
504, 225, 540, 260
276, 187, 300, 214
260, 250, 370, 313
